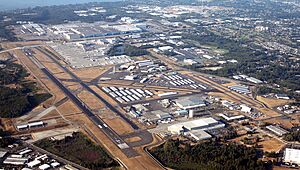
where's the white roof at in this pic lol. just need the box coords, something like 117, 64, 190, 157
39, 164, 50, 170
284, 148, 300, 165
189, 130, 212, 140
51, 162, 60, 167
17, 124, 28, 129
27, 159, 41, 167
169, 117, 218, 130
0, 151, 7, 158
28, 121, 44, 127
219, 113, 245, 121
112, 24, 141, 32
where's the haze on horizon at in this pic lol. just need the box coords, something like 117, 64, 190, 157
0, 0, 121, 11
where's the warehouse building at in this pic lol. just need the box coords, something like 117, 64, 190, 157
228, 85, 251, 94
175, 96, 207, 110
275, 94, 290, 100
266, 125, 289, 136
152, 110, 173, 120
188, 130, 212, 141
3, 157, 28, 165
245, 77, 263, 84
168, 117, 225, 134
284, 148, 300, 165
219, 113, 245, 122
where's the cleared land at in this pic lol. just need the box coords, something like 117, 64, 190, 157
125, 136, 142, 143
264, 117, 295, 129
103, 117, 134, 135
57, 100, 82, 116
77, 90, 105, 110
258, 137, 285, 152
257, 108, 281, 118
208, 92, 239, 103
256, 96, 293, 108
71, 67, 109, 81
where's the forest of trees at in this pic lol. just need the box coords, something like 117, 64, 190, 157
35, 132, 119, 170
150, 139, 271, 170
0, 129, 15, 148
183, 29, 300, 97
0, 60, 51, 118
283, 130, 300, 142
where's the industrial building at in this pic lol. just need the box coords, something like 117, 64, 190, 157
168, 117, 225, 134
3, 157, 28, 165
232, 75, 263, 84
102, 86, 154, 104
175, 96, 207, 110
16, 121, 45, 131
228, 85, 251, 94
51, 22, 146, 40
245, 77, 263, 84
275, 94, 290, 100
240, 104, 252, 113
284, 148, 300, 165
219, 113, 245, 122
266, 125, 289, 136
152, 110, 173, 120
188, 130, 212, 141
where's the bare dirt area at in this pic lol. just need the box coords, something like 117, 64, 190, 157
103, 117, 134, 135
30, 126, 78, 142
41, 109, 60, 120
263, 117, 297, 129
54, 72, 73, 80
125, 136, 142, 143
57, 100, 82, 116
257, 108, 281, 119
258, 137, 285, 152
62, 81, 79, 87
273, 166, 294, 170
71, 67, 109, 82
42, 62, 64, 74
257, 96, 293, 108
208, 92, 240, 103
222, 82, 238, 87
66, 84, 83, 91
41, 78, 66, 103
31, 48, 55, 63
0, 52, 12, 60
0, 118, 16, 132
77, 90, 104, 110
